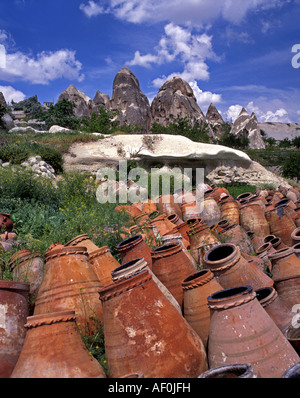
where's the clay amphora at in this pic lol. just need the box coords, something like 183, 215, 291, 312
98, 268, 208, 378
293, 243, 300, 259
269, 247, 300, 283
34, 246, 104, 335
0, 213, 13, 232
218, 223, 255, 256
156, 194, 182, 219
198, 363, 257, 379
207, 285, 300, 378
161, 234, 196, 268
110, 257, 182, 314
219, 200, 240, 225
182, 269, 223, 348
200, 198, 221, 227
133, 212, 149, 226
240, 200, 270, 246
255, 287, 294, 334
64, 234, 99, 254
256, 242, 276, 273
115, 204, 143, 218
282, 363, 300, 378
10, 310, 106, 378
116, 234, 152, 269
181, 201, 202, 221
203, 243, 273, 290
291, 227, 300, 246
151, 242, 197, 308
247, 231, 262, 251
275, 276, 300, 311
149, 214, 177, 237
265, 207, 296, 247
8, 250, 44, 300
89, 246, 120, 286
167, 213, 184, 226
188, 222, 220, 266
275, 198, 297, 210
0, 281, 29, 378
284, 325, 300, 356
270, 237, 288, 251
141, 199, 157, 214
236, 192, 255, 203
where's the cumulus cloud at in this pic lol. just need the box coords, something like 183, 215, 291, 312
226, 105, 243, 122
0, 85, 26, 104
79, 0, 286, 25
189, 80, 222, 110
0, 49, 84, 85
226, 101, 291, 123
128, 23, 218, 85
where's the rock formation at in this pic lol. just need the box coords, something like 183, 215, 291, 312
93, 90, 110, 111
0, 92, 14, 130
57, 84, 94, 118
0, 92, 6, 107
230, 108, 265, 149
206, 103, 224, 136
109, 66, 152, 132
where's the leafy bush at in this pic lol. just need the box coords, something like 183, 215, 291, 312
218, 131, 250, 149
36, 99, 81, 130
282, 151, 300, 179
11, 95, 43, 115
80, 107, 119, 134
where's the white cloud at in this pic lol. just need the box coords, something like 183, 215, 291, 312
0, 85, 26, 104
80, 0, 286, 25
79, 1, 106, 17
226, 105, 243, 122
0, 49, 84, 85
128, 23, 218, 85
189, 80, 222, 110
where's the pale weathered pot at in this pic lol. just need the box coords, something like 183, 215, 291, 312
64, 234, 99, 254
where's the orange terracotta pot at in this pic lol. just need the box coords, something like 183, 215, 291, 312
34, 246, 104, 335
240, 200, 270, 247
182, 269, 223, 349
187, 223, 220, 266
219, 200, 240, 225
218, 223, 255, 256
161, 234, 195, 266
98, 268, 208, 378
167, 213, 184, 226
115, 204, 143, 218
89, 246, 120, 286
156, 194, 182, 219
200, 198, 221, 227
0, 213, 13, 232
0, 281, 29, 378
270, 237, 288, 251
116, 234, 152, 269
10, 311, 107, 378
149, 214, 177, 237
207, 285, 300, 378
265, 207, 296, 247
236, 192, 256, 203
64, 234, 99, 254
293, 242, 300, 259
291, 227, 300, 246
141, 199, 157, 214
269, 247, 300, 283
198, 363, 257, 378
181, 201, 202, 221
203, 243, 273, 290
151, 242, 197, 308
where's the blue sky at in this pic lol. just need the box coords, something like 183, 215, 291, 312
0, 0, 300, 123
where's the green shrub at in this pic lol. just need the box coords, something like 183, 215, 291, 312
282, 151, 300, 179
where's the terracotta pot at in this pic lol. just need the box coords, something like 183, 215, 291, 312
275, 198, 297, 210
282, 363, 300, 378
0, 213, 13, 232
181, 201, 202, 221
141, 199, 157, 214
89, 246, 120, 286
10, 310, 106, 378
149, 214, 177, 237
198, 363, 257, 379
98, 268, 208, 378
200, 198, 221, 227
115, 204, 143, 218
110, 257, 182, 314
116, 234, 152, 269
263, 235, 277, 244
204, 188, 228, 203
64, 234, 99, 254
203, 243, 273, 290
218, 223, 256, 257
151, 242, 196, 308
182, 269, 223, 349
187, 222, 220, 266
167, 213, 184, 226
240, 200, 270, 247
156, 194, 182, 219
256, 242, 276, 273
246, 231, 263, 251
265, 207, 296, 247
133, 212, 149, 226
161, 234, 195, 267
0, 281, 29, 378
219, 200, 240, 225
46, 242, 64, 254
269, 247, 300, 283
270, 237, 288, 251
284, 325, 300, 356
207, 285, 300, 378
273, 276, 300, 311
255, 286, 294, 334
293, 243, 300, 259
34, 246, 104, 335
291, 227, 300, 246
236, 192, 255, 203
210, 219, 231, 236
176, 221, 192, 246
8, 250, 45, 300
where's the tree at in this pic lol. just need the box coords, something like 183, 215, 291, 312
0, 103, 7, 128
282, 151, 300, 179
37, 99, 80, 130
292, 136, 300, 149
80, 107, 118, 134
12, 95, 43, 115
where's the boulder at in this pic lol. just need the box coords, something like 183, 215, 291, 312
110, 66, 152, 132
57, 84, 94, 118
48, 125, 73, 134
231, 108, 265, 149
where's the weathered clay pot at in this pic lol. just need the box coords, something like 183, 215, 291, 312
116, 234, 152, 269
275, 198, 297, 210
115, 204, 143, 218
291, 227, 300, 246
149, 214, 177, 237
0, 281, 29, 378
182, 201, 202, 221
98, 268, 208, 378
282, 362, 300, 378
256, 242, 276, 273
293, 242, 300, 259
200, 198, 221, 227
0, 213, 13, 232
111, 257, 182, 314
156, 194, 182, 219
218, 223, 256, 256
8, 250, 44, 300
188, 222, 220, 266
284, 325, 300, 356
255, 286, 294, 334
269, 247, 300, 283
34, 246, 104, 335
219, 200, 240, 225
263, 235, 277, 244
207, 285, 300, 378
10, 310, 107, 378
247, 231, 263, 251
240, 200, 270, 246
161, 234, 196, 268
236, 192, 255, 203
270, 237, 288, 251
151, 242, 196, 308
265, 207, 296, 247
88, 246, 120, 286
167, 213, 184, 226
203, 243, 273, 290
198, 363, 257, 379
141, 199, 157, 214
64, 234, 99, 254
182, 269, 223, 349
133, 212, 149, 226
